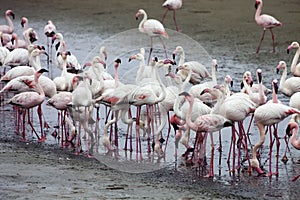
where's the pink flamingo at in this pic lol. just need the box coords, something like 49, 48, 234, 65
8, 68, 48, 142
161, 0, 182, 32
287, 41, 300, 77
0, 10, 15, 34
254, 0, 282, 53
276, 60, 300, 97
136, 9, 169, 64
252, 103, 300, 176
179, 91, 233, 177
20, 17, 38, 43
285, 114, 300, 181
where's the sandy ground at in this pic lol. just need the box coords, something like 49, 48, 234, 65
1, 0, 300, 199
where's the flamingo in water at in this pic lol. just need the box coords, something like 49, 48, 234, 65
161, 0, 182, 32
136, 9, 169, 64
8, 68, 48, 142
287, 41, 300, 77
252, 103, 300, 176
254, 0, 282, 53
179, 91, 233, 177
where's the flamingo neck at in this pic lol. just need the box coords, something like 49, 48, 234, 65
211, 65, 217, 85
289, 122, 300, 150
181, 68, 191, 92
291, 47, 300, 74
135, 55, 146, 84
114, 66, 119, 88
154, 65, 166, 103
6, 14, 14, 33
138, 11, 147, 33
279, 67, 287, 91
29, 53, 41, 71
186, 96, 197, 131
255, 2, 263, 21
178, 50, 185, 66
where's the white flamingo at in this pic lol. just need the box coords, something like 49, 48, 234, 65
173, 46, 212, 85
136, 9, 168, 64
276, 60, 300, 97
287, 41, 300, 77
0, 10, 15, 34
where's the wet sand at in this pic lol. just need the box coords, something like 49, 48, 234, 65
1, 0, 300, 199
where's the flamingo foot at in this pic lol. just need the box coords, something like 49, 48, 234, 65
281, 155, 288, 164
86, 153, 93, 158
38, 136, 47, 143
51, 130, 58, 138
255, 167, 266, 176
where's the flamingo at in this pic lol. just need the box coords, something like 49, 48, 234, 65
136, 9, 168, 64
52, 33, 82, 72
0, 10, 15, 34
254, 0, 282, 53
161, 0, 182, 32
173, 46, 211, 85
0, 32, 10, 65
53, 51, 76, 92
44, 20, 56, 70
252, 103, 300, 176
2, 34, 33, 67
21, 17, 38, 43
0, 31, 12, 47
1, 48, 48, 82
285, 114, 300, 181
287, 41, 300, 77
179, 91, 233, 177
7, 68, 48, 142
276, 60, 300, 97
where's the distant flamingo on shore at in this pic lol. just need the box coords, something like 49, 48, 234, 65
254, 0, 282, 53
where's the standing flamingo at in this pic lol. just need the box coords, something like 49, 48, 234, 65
254, 0, 282, 53
44, 20, 56, 71
136, 9, 168, 64
252, 103, 300, 176
161, 0, 182, 32
287, 41, 300, 77
0, 10, 15, 34
8, 68, 48, 142
179, 91, 233, 177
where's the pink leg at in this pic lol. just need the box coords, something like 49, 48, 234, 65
256, 29, 266, 54
159, 36, 168, 59
269, 28, 276, 53
27, 109, 42, 142
173, 10, 179, 32
37, 104, 46, 142
162, 9, 168, 23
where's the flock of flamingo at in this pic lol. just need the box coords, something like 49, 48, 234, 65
0, 0, 300, 180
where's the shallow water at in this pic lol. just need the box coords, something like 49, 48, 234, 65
1, 0, 300, 199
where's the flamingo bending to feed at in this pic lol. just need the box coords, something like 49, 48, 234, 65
254, 0, 282, 53
179, 91, 233, 177
7, 69, 48, 142
0, 10, 15, 34
276, 61, 300, 97
252, 103, 300, 176
136, 9, 169, 64
161, 0, 182, 32
287, 41, 300, 77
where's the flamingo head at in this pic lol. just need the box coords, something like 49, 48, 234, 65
256, 69, 262, 83
6, 10, 15, 19
287, 41, 300, 54
272, 79, 279, 94
286, 122, 296, 137
135, 9, 144, 20
21, 17, 28, 27
225, 75, 233, 87
276, 61, 286, 74
255, 0, 262, 9
212, 59, 218, 71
